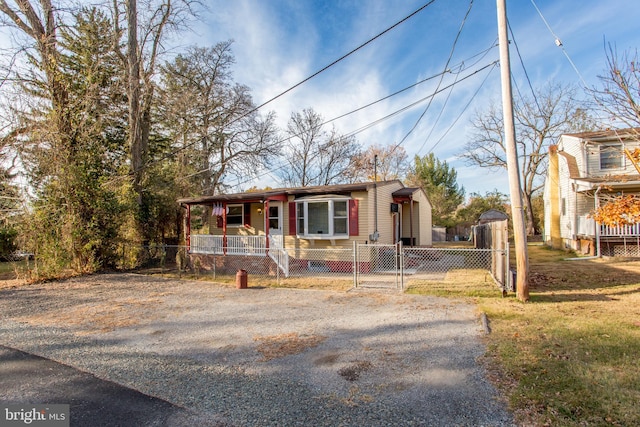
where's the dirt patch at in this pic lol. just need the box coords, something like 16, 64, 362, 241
338, 360, 373, 381
19, 296, 166, 333
254, 332, 326, 361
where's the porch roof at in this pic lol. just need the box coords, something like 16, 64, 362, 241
178, 180, 404, 205
572, 175, 640, 193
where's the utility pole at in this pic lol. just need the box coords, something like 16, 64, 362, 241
496, 0, 529, 301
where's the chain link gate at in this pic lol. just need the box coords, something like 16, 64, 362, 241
356, 243, 403, 290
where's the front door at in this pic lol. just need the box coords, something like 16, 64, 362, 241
268, 202, 283, 248
268, 202, 283, 233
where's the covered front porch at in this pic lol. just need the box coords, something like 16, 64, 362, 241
180, 191, 290, 274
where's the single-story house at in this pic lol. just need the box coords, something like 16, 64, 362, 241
177, 180, 432, 275
543, 128, 640, 256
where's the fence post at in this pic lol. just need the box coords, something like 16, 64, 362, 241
398, 241, 404, 291
277, 250, 280, 285
353, 241, 357, 288
505, 241, 510, 292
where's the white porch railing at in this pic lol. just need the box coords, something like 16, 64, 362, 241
576, 215, 640, 238
190, 235, 267, 255
189, 234, 290, 277
600, 223, 640, 237
268, 235, 289, 277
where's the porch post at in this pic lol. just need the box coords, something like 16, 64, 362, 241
409, 195, 414, 247
264, 200, 270, 254
223, 202, 227, 255
185, 204, 191, 252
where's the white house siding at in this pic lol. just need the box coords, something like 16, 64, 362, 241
558, 135, 584, 174
543, 176, 551, 243
583, 140, 640, 178
557, 151, 574, 244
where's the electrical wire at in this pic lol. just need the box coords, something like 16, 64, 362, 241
529, 0, 589, 88
114, 0, 442, 185
507, 21, 543, 116
395, 0, 474, 148
426, 61, 498, 154
219, 60, 500, 191
232, 0, 440, 125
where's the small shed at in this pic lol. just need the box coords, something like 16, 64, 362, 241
478, 209, 508, 224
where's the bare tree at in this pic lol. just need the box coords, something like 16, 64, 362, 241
349, 144, 409, 182
460, 83, 588, 235
591, 45, 640, 129
277, 108, 361, 187
158, 43, 279, 196
111, 0, 197, 227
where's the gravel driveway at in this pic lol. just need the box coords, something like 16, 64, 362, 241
0, 273, 514, 426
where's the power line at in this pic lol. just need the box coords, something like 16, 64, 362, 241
220, 60, 500, 192
529, 0, 589, 88
395, 0, 474, 148
426, 61, 498, 154
234, 0, 440, 124
118, 0, 442, 185
507, 21, 543, 116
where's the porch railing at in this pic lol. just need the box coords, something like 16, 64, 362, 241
190, 235, 267, 255
576, 215, 640, 238
600, 223, 640, 237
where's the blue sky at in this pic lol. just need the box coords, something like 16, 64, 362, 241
184, 0, 640, 197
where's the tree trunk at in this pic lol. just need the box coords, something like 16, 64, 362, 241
127, 0, 143, 205
523, 191, 536, 236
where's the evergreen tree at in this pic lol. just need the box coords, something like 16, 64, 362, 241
407, 153, 465, 227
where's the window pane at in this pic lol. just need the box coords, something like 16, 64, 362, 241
334, 201, 347, 217
268, 206, 279, 230
227, 205, 243, 225
600, 145, 622, 169
334, 218, 347, 234
308, 202, 329, 234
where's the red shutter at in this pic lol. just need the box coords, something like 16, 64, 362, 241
244, 203, 251, 227
288, 202, 297, 235
216, 215, 223, 228
349, 199, 359, 236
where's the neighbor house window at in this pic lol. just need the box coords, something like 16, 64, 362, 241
226, 204, 243, 226
295, 198, 350, 238
600, 144, 623, 170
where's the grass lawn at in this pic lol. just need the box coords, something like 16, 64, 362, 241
411, 243, 640, 426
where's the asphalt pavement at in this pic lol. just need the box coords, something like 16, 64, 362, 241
0, 345, 220, 427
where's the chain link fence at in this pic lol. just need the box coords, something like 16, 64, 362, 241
125, 243, 507, 292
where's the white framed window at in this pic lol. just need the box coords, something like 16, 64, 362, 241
268, 205, 281, 231
295, 198, 350, 238
600, 144, 623, 170
226, 204, 244, 227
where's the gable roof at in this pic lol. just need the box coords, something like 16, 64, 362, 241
178, 180, 405, 205
562, 128, 640, 142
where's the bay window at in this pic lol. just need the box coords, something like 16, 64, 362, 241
295, 198, 350, 238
